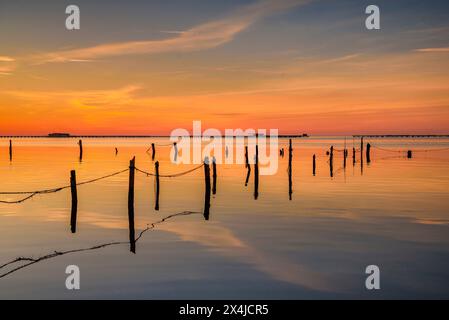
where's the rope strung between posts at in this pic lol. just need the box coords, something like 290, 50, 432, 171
0, 168, 129, 204
371, 145, 449, 153
135, 163, 204, 178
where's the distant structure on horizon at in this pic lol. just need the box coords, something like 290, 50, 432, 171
48, 133, 71, 137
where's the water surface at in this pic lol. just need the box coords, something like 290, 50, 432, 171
1, 137, 449, 299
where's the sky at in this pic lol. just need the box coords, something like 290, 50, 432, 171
0, 0, 449, 135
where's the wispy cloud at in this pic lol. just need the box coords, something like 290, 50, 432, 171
37, 0, 309, 63
414, 47, 449, 53
0, 56, 15, 62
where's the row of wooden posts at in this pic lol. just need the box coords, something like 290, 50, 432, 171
68, 155, 219, 253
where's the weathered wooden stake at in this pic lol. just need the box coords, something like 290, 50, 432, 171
78, 139, 83, 161
151, 143, 156, 161
254, 144, 260, 199
313, 154, 316, 176
128, 157, 136, 253
173, 142, 178, 162
203, 157, 211, 220
352, 147, 356, 166
366, 143, 371, 163
155, 161, 160, 211
115, 147, 118, 155
407, 150, 412, 158
288, 139, 293, 200
9, 139, 12, 161
343, 148, 347, 168
360, 138, 364, 175
70, 170, 78, 233
330, 145, 334, 178
212, 157, 217, 195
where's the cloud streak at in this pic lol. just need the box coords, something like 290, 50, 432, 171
415, 47, 449, 53
37, 0, 309, 63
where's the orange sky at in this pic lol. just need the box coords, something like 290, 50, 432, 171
1, 0, 449, 135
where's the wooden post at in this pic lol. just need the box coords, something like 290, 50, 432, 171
212, 157, 217, 195
173, 142, 178, 162
313, 154, 316, 176
330, 146, 334, 178
254, 145, 259, 200
115, 147, 118, 155
366, 143, 371, 164
360, 138, 364, 175
78, 139, 83, 161
151, 143, 156, 161
70, 170, 78, 233
128, 157, 136, 253
155, 161, 160, 211
352, 147, 356, 166
9, 139, 12, 161
244, 145, 251, 186
203, 157, 211, 220
407, 150, 412, 159
343, 149, 347, 168
288, 139, 292, 200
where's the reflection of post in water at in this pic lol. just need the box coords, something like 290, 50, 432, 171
329, 145, 334, 178
203, 157, 211, 220
254, 144, 259, 200
313, 154, 316, 176
154, 161, 160, 211
244, 145, 251, 186
128, 157, 136, 253
9, 140, 12, 162
78, 139, 83, 162
212, 157, 217, 195
366, 143, 371, 164
70, 170, 78, 233
173, 142, 178, 162
151, 143, 156, 161
288, 139, 293, 200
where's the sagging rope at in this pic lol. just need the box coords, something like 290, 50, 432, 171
0, 168, 129, 204
135, 163, 204, 178
372, 145, 449, 153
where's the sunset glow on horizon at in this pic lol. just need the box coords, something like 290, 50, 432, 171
1, 0, 449, 135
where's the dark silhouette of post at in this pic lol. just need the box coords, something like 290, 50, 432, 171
245, 145, 251, 186
330, 146, 334, 178
78, 140, 83, 161
212, 157, 217, 195
366, 143, 371, 164
128, 157, 136, 253
313, 154, 316, 176
352, 147, 356, 166
9, 139, 12, 161
115, 147, 118, 155
155, 161, 160, 211
288, 139, 293, 200
360, 138, 364, 175
70, 170, 78, 233
343, 148, 347, 168
407, 150, 412, 159
151, 143, 156, 161
203, 157, 211, 220
173, 142, 178, 162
